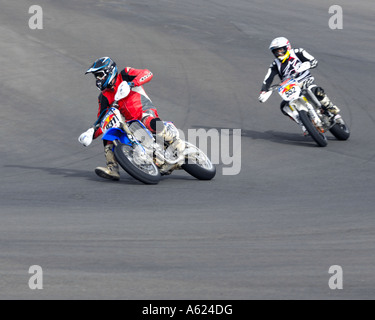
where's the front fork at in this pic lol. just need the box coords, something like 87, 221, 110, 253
285, 97, 324, 131
283, 103, 300, 123
304, 87, 323, 110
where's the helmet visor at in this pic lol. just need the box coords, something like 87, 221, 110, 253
272, 47, 287, 57
94, 70, 107, 80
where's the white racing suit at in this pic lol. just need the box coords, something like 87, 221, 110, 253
261, 48, 340, 121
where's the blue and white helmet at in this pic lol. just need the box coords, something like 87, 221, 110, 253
85, 57, 118, 91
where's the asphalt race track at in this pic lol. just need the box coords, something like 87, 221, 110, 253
1, 0, 374, 300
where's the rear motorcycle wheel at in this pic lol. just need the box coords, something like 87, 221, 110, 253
114, 143, 161, 185
299, 110, 328, 147
181, 142, 216, 180
329, 121, 350, 140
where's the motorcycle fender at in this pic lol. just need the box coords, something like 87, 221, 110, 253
290, 97, 309, 112
283, 105, 299, 122
102, 128, 131, 145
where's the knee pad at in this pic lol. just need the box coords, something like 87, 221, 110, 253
149, 118, 164, 133
142, 115, 163, 133
142, 108, 162, 133
312, 87, 325, 100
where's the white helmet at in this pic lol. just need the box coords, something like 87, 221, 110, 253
269, 37, 292, 62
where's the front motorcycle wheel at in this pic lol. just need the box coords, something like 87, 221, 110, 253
299, 110, 328, 147
181, 142, 216, 180
114, 143, 161, 185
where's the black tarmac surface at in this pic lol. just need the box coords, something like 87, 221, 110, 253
1, 0, 374, 299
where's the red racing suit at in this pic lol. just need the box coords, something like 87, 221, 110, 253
93, 67, 159, 140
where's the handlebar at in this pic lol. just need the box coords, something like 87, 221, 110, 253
267, 74, 301, 92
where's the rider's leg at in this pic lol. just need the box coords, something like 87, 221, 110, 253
142, 109, 185, 153
311, 86, 340, 114
95, 141, 120, 181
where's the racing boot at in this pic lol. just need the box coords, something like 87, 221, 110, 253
320, 95, 340, 115
156, 122, 185, 154
95, 144, 120, 181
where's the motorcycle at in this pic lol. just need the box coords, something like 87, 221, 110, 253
262, 75, 350, 147
80, 82, 216, 184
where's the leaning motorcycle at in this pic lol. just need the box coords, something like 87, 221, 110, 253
263, 76, 350, 147
80, 82, 216, 184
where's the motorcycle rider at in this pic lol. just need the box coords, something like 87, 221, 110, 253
79, 57, 184, 181
258, 37, 340, 134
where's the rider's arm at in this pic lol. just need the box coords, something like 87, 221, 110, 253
261, 62, 279, 92
92, 93, 110, 139
295, 48, 318, 69
121, 67, 153, 87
